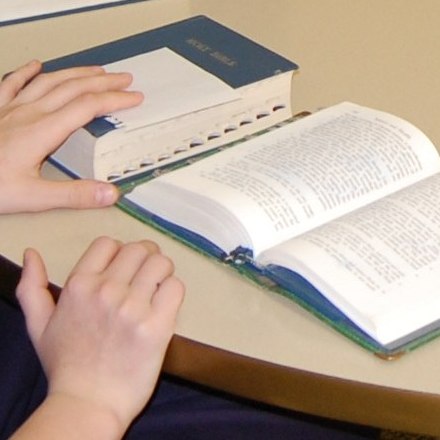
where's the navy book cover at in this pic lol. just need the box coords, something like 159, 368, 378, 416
43, 15, 298, 137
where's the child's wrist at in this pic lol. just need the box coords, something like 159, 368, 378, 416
44, 392, 129, 440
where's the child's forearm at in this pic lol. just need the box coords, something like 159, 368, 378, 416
10, 393, 127, 440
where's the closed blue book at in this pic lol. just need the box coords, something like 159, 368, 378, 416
46, 15, 299, 181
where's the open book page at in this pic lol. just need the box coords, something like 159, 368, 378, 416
1, 0, 128, 22
126, 102, 440, 257
259, 173, 440, 346
103, 48, 240, 130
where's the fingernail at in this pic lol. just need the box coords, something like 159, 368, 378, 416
95, 184, 118, 206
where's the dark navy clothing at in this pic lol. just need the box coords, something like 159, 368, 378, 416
0, 299, 379, 439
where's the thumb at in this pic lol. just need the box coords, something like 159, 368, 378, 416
25, 179, 119, 211
16, 248, 56, 345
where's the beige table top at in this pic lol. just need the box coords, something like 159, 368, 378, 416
2, 0, 440, 435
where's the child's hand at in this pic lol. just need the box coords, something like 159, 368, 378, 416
0, 60, 143, 213
16, 237, 184, 434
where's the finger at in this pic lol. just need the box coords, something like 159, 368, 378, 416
68, 240, 161, 313
150, 276, 185, 329
29, 89, 143, 151
68, 239, 159, 281
14, 66, 105, 104
118, 273, 184, 344
7, 178, 120, 212
16, 248, 56, 345
19, 70, 133, 113
68, 236, 123, 276
38, 72, 136, 114
130, 253, 175, 301
0, 60, 42, 106
105, 241, 161, 284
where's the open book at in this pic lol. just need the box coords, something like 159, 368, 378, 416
121, 102, 440, 356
